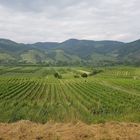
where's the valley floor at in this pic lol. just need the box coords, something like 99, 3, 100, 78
0, 66, 140, 123
0, 121, 140, 140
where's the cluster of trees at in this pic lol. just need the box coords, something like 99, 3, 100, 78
81, 73, 88, 78
42, 70, 101, 80
74, 69, 104, 79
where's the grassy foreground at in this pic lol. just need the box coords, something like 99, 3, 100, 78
0, 66, 140, 123
0, 121, 140, 140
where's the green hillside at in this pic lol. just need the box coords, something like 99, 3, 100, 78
20, 50, 47, 64
118, 39, 140, 65
0, 38, 139, 66
0, 53, 15, 63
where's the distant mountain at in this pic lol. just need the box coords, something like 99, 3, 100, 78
29, 42, 59, 51
117, 39, 140, 65
0, 38, 139, 66
58, 39, 124, 58
0, 39, 27, 54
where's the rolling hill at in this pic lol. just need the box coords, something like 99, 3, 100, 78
0, 38, 139, 66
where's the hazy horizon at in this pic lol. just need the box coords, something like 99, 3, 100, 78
0, 37, 140, 44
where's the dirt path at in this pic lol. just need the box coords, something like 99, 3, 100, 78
77, 70, 91, 75
0, 121, 140, 140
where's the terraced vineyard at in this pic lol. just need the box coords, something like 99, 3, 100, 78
0, 66, 140, 123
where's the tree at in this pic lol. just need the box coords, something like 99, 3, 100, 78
54, 72, 62, 79
54, 72, 59, 78
81, 73, 88, 78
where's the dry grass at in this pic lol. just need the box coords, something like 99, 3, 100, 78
0, 121, 140, 140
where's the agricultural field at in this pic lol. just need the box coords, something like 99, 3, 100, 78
0, 66, 140, 123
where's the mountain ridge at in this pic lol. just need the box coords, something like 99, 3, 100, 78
0, 38, 139, 66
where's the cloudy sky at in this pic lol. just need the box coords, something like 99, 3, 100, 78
0, 0, 140, 43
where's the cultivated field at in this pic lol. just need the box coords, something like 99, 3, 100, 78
0, 66, 140, 123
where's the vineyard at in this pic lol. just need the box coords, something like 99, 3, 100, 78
0, 66, 140, 123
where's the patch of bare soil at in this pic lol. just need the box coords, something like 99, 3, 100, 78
0, 121, 140, 140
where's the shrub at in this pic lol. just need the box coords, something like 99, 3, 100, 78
54, 72, 59, 78
81, 73, 88, 78
54, 72, 62, 79
74, 75, 80, 78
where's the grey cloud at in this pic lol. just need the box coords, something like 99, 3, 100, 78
0, 0, 48, 12
0, 0, 87, 12
0, 0, 140, 43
